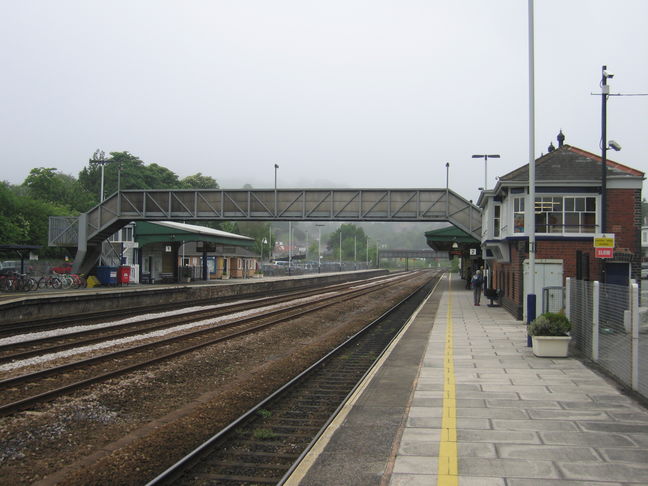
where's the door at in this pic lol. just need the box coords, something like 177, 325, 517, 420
523, 259, 564, 322
606, 262, 630, 286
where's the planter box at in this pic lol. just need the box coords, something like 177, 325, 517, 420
531, 336, 570, 357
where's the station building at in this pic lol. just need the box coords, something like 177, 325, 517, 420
106, 221, 259, 283
477, 134, 644, 320
135, 221, 258, 282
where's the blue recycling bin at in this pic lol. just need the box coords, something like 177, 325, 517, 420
96, 266, 118, 286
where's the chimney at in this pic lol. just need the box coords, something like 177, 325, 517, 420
557, 130, 565, 147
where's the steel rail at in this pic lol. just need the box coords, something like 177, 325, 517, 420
145, 273, 440, 485
0, 276, 396, 363
0, 274, 413, 416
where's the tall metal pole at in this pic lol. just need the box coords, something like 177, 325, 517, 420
601, 65, 609, 235
445, 162, 450, 216
366, 236, 369, 266
288, 221, 292, 276
274, 163, 279, 217
100, 163, 105, 202
317, 224, 324, 273
339, 227, 342, 271
472, 154, 501, 190
376, 240, 379, 268
526, 0, 537, 346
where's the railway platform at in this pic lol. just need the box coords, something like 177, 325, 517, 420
287, 273, 648, 485
0, 270, 386, 325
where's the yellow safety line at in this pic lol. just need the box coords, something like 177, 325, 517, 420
437, 274, 458, 486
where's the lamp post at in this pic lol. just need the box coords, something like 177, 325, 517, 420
93, 149, 108, 202
316, 224, 324, 273
274, 163, 279, 217
445, 162, 450, 216
339, 227, 342, 271
288, 221, 292, 276
600, 65, 615, 236
526, 0, 536, 346
366, 236, 369, 267
472, 154, 500, 190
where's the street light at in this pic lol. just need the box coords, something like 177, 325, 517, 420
93, 149, 108, 202
472, 154, 500, 190
600, 65, 617, 235
274, 163, 279, 217
445, 162, 450, 216
366, 236, 369, 267
339, 226, 342, 271
261, 237, 268, 262
316, 224, 325, 273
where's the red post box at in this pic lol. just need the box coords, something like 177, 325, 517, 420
118, 266, 131, 285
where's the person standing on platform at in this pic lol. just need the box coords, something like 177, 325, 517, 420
471, 269, 483, 306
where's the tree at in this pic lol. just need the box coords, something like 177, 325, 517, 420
24, 167, 94, 212
78, 151, 187, 198
326, 224, 368, 262
181, 173, 219, 189
237, 221, 274, 260
0, 181, 69, 256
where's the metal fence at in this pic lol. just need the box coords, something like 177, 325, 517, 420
566, 278, 645, 401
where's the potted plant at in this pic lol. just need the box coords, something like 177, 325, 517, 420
180, 266, 192, 283
528, 312, 571, 357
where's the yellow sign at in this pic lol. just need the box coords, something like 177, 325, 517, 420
593, 234, 615, 248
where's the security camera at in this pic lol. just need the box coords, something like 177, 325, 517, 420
603, 70, 614, 79
608, 140, 622, 151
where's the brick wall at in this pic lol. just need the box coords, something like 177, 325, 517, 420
486, 187, 642, 320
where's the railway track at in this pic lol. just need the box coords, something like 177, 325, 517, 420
0, 274, 399, 364
0, 273, 415, 416
146, 274, 440, 486
0, 273, 395, 337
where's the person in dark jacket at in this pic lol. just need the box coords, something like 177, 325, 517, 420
471, 270, 483, 306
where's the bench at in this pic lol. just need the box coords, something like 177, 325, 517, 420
140, 272, 153, 284
159, 272, 175, 284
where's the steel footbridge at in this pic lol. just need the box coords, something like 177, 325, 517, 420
48, 188, 482, 273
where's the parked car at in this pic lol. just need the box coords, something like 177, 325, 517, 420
1, 260, 33, 273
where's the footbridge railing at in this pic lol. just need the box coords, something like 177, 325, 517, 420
49, 188, 482, 272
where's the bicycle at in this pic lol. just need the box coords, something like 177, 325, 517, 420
0, 273, 36, 292
37, 274, 62, 290
70, 273, 87, 289
55, 273, 74, 289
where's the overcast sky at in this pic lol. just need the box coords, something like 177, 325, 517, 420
1, 0, 647, 202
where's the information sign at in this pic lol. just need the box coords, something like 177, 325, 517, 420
595, 247, 614, 259
593, 234, 615, 248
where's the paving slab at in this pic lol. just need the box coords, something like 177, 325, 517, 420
286, 274, 648, 486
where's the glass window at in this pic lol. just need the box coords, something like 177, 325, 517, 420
582, 212, 596, 233
513, 197, 525, 233
565, 198, 574, 211
534, 196, 597, 234
493, 205, 501, 237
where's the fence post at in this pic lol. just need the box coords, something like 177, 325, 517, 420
632, 282, 639, 391
592, 281, 599, 362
